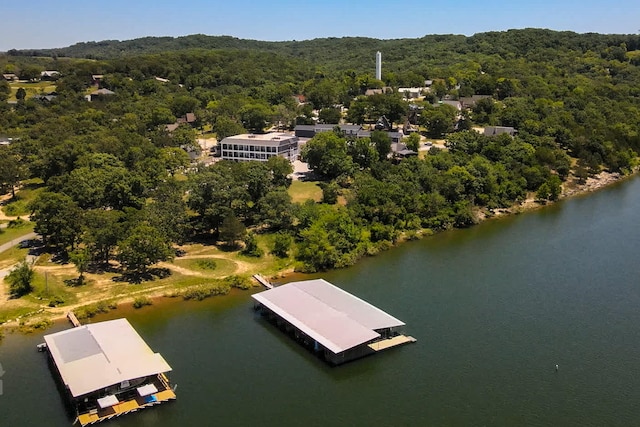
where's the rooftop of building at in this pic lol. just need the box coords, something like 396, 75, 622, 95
252, 279, 405, 354
222, 132, 297, 142
44, 318, 172, 398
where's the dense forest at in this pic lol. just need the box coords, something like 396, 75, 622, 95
1, 28, 639, 275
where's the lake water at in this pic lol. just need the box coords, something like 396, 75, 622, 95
3, 177, 640, 426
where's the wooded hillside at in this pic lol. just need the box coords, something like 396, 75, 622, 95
1, 28, 639, 274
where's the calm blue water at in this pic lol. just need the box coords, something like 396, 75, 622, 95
2, 176, 640, 426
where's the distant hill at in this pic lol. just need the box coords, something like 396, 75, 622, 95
6, 30, 640, 70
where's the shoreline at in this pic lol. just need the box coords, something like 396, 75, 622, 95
0, 168, 636, 334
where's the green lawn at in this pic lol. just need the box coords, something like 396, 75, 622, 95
288, 180, 322, 203
2, 181, 44, 216
0, 223, 34, 247
9, 81, 57, 101
172, 257, 238, 277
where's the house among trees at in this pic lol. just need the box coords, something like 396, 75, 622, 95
2, 73, 18, 81
40, 70, 60, 81
364, 87, 392, 96
177, 112, 197, 126
294, 124, 362, 138
294, 123, 402, 143
42, 318, 176, 426
397, 87, 425, 99
32, 92, 57, 102
91, 74, 104, 86
219, 132, 299, 162
88, 88, 115, 101
252, 279, 415, 365
484, 126, 516, 137
165, 113, 197, 133
459, 95, 490, 109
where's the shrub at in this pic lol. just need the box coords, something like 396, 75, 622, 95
271, 232, 292, 258
75, 302, 111, 319
7, 217, 27, 228
7, 259, 34, 298
241, 232, 263, 257
196, 259, 217, 270
181, 282, 231, 301
48, 295, 65, 307
133, 296, 152, 309
224, 275, 252, 290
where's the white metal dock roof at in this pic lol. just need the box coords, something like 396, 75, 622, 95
252, 279, 405, 354
44, 318, 172, 397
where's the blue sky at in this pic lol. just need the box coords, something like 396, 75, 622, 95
1, 0, 638, 51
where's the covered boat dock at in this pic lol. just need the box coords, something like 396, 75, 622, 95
42, 318, 176, 426
252, 279, 415, 365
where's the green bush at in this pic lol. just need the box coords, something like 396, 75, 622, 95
133, 296, 152, 309
241, 232, 263, 257
7, 259, 34, 298
6, 217, 27, 228
224, 275, 252, 290
75, 301, 111, 319
196, 259, 217, 270
271, 232, 292, 258
181, 282, 231, 301
48, 295, 65, 307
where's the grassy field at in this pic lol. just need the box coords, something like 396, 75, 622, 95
9, 81, 57, 101
2, 180, 45, 216
288, 180, 322, 203
172, 257, 238, 277
0, 223, 34, 247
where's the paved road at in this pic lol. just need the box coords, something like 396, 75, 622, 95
0, 232, 38, 279
0, 232, 37, 255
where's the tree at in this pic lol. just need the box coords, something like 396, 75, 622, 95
159, 147, 190, 176
547, 175, 562, 201
536, 183, 551, 201
0, 80, 10, 101
266, 155, 293, 188
219, 212, 246, 248
240, 103, 272, 133
318, 107, 342, 124
257, 190, 295, 230
241, 232, 263, 257
69, 248, 91, 286
320, 181, 340, 204
82, 209, 123, 263
371, 130, 392, 161
271, 232, 292, 258
170, 95, 200, 118
30, 192, 83, 251
348, 137, 377, 169
146, 179, 190, 244
212, 116, 245, 141
302, 132, 353, 180
0, 147, 26, 198
7, 259, 34, 298
18, 65, 42, 81
405, 132, 421, 152
421, 105, 457, 138
15, 87, 26, 101
117, 223, 174, 277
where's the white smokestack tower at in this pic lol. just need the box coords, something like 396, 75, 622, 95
375, 51, 382, 81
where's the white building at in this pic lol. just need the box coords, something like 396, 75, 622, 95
219, 133, 299, 162
375, 51, 382, 81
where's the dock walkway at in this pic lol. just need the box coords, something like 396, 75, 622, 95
368, 335, 417, 352
76, 389, 176, 426
253, 274, 273, 289
67, 311, 81, 328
